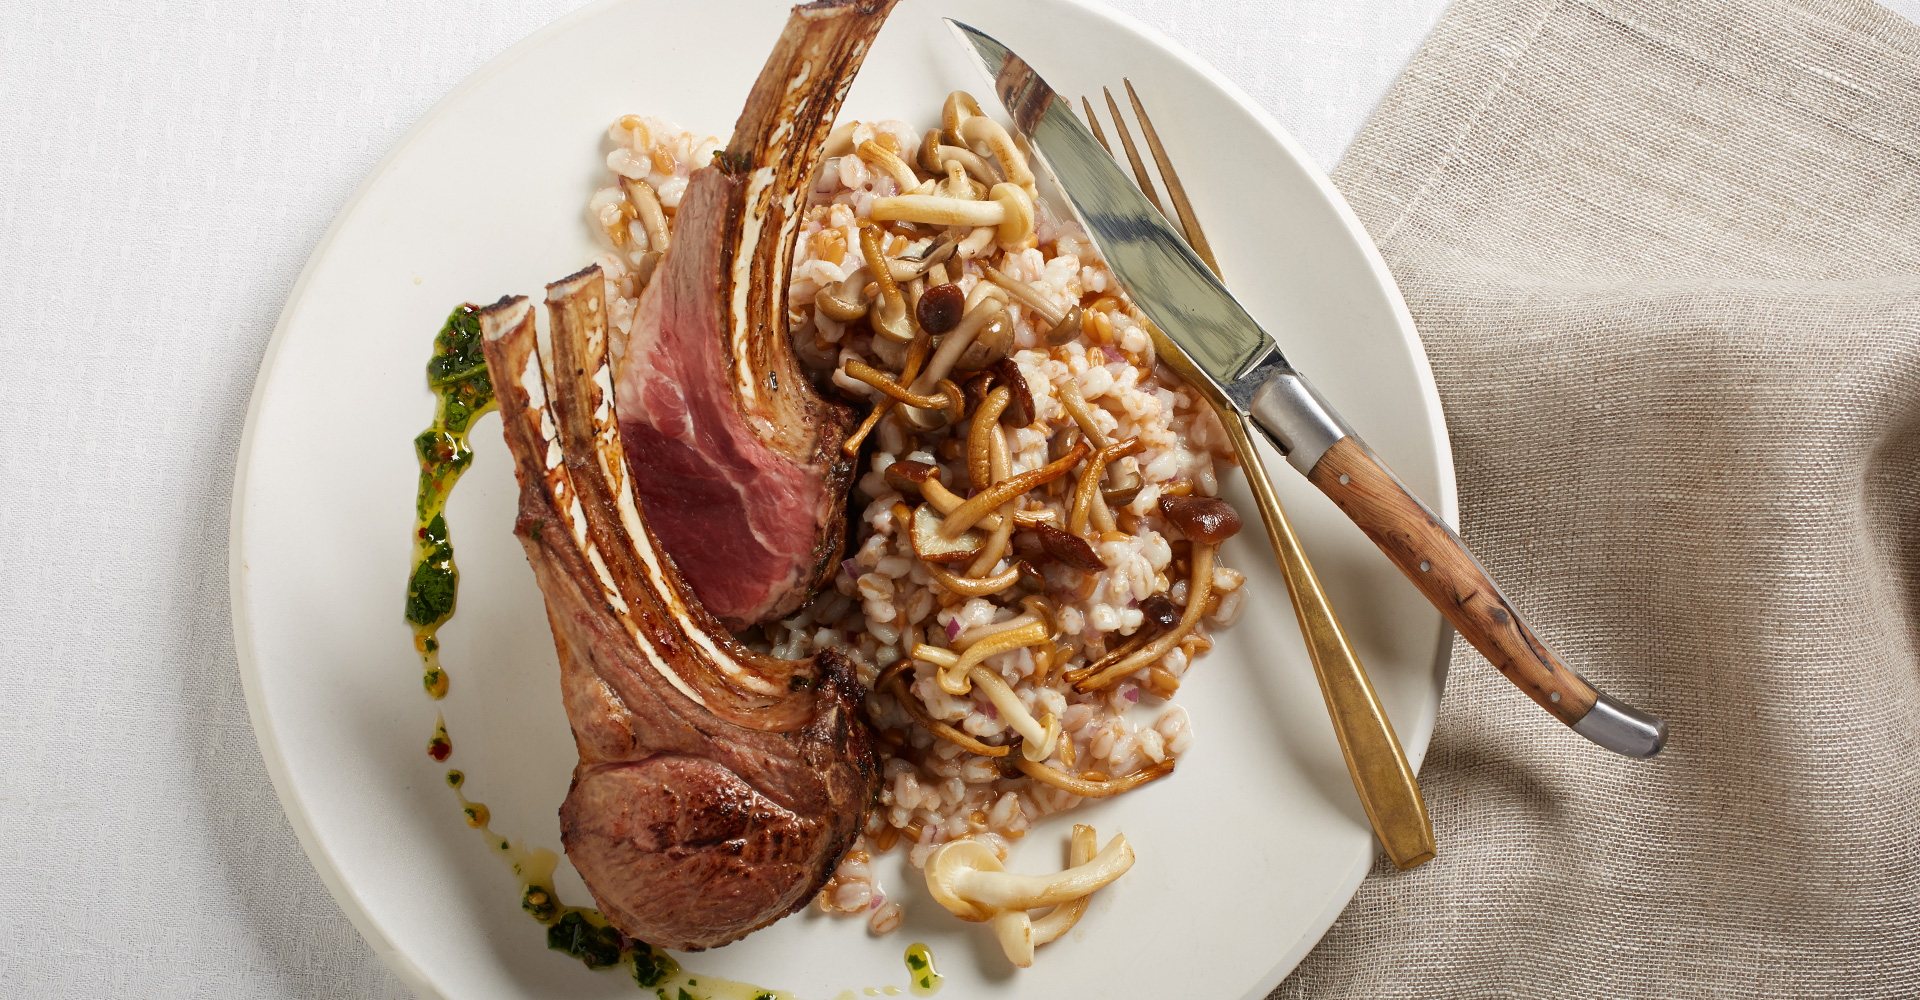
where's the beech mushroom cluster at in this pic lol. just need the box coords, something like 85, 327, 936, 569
924, 826, 1131, 967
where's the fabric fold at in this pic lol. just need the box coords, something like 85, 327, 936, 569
1282, 0, 1920, 995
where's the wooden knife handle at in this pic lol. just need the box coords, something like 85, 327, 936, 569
1307, 436, 1667, 757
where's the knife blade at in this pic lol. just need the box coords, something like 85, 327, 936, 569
948, 20, 1668, 758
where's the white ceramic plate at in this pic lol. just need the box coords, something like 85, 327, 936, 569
230, 1, 1454, 997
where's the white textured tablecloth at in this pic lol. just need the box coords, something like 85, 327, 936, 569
1, 1, 1912, 996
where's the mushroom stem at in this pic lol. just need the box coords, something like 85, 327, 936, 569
915, 619, 1048, 695
950, 610, 1042, 651
1069, 437, 1143, 538
887, 459, 1049, 534
927, 561, 1021, 597
1069, 543, 1215, 691
957, 226, 997, 258
1014, 756, 1176, 798
967, 386, 1011, 492
1090, 488, 1118, 534
840, 360, 961, 424
821, 120, 859, 158
947, 831, 1134, 911
942, 438, 1090, 539
842, 327, 932, 457
964, 428, 1016, 576
992, 909, 1035, 969
886, 676, 1010, 758
1057, 379, 1143, 498
909, 295, 1005, 398
841, 402, 888, 458
1055, 379, 1112, 449
620, 177, 672, 254
958, 114, 1037, 195
1030, 826, 1098, 946
921, 127, 998, 185
873, 194, 1001, 228
983, 263, 1065, 326
967, 666, 1058, 760
872, 183, 1034, 251
858, 222, 913, 342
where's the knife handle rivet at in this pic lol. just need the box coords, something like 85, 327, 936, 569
1338, 474, 1350, 485
1551, 691, 1562, 703
1419, 560, 1431, 572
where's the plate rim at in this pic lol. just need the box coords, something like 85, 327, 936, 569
227, 1, 1456, 997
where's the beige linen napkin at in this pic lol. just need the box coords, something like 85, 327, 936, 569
1278, 0, 1920, 994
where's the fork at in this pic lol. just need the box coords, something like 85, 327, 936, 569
1082, 82, 1436, 870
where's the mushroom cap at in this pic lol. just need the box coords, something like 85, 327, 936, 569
1032, 522, 1106, 572
916, 282, 965, 335
954, 314, 1012, 371
1139, 593, 1180, 632
942, 90, 984, 144
911, 504, 986, 563
883, 459, 942, 493
814, 266, 872, 322
1045, 304, 1084, 346
989, 359, 1036, 426
925, 839, 1001, 922
1158, 495, 1243, 544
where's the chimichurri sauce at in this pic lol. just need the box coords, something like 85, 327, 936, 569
406, 303, 496, 699
904, 944, 942, 996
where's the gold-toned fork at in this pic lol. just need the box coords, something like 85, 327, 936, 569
1084, 82, 1436, 870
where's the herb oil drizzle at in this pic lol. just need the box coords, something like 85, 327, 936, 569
407, 303, 496, 699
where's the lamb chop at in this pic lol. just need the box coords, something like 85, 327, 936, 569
610, 0, 897, 629
475, 0, 895, 950
480, 274, 876, 950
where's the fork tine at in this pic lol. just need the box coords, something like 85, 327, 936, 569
1102, 86, 1167, 215
1081, 96, 1114, 156
1124, 78, 1221, 278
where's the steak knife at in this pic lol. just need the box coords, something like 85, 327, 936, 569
949, 22, 1667, 758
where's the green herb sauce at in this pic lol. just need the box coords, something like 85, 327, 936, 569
904, 944, 941, 997
406, 303, 496, 699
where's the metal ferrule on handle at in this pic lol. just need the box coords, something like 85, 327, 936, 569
1246, 367, 1669, 758
1242, 360, 1352, 476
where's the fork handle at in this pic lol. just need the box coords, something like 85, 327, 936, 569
1221, 412, 1435, 870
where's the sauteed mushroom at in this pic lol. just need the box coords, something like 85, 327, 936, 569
941, 90, 1038, 196
916, 281, 965, 334
856, 138, 920, 192
1160, 495, 1243, 544
923, 831, 1134, 967
620, 176, 672, 254
858, 221, 912, 342
983, 263, 1065, 327
815, 265, 872, 322
871, 182, 1035, 250
920, 126, 997, 185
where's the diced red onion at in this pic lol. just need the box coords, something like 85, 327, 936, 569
869, 893, 885, 910
945, 617, 963, 641
981, 701, 998, 719
842, 559, 859, 579
1123, 686, 1140, 703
